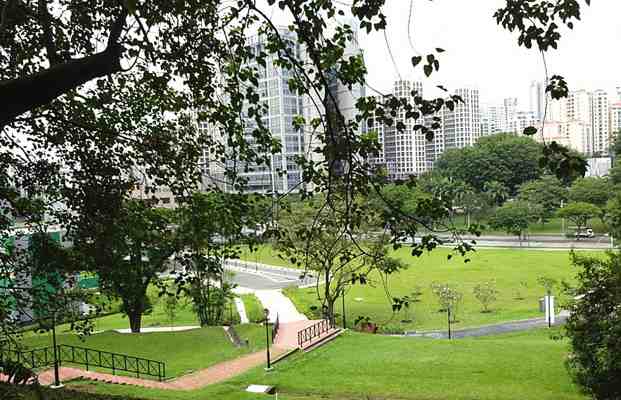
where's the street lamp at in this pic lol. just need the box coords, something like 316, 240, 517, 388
50, 312, 63, 388
264, 308, 272, 371
341, 290, 346, 328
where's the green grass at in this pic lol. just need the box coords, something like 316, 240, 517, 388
240, 294, 265, 323
21, 325, 266, 378
238, 244, 290, 267
64, 329, 586, 400
284, 247, 603, 332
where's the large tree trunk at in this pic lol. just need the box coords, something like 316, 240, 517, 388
128, 311, 143, 333
0, 46, 122, 127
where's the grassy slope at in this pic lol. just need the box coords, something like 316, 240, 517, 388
240, 294, 265, 323
66, 329, 586, 400
285, 247, 602, 332
22, 325, 266, 378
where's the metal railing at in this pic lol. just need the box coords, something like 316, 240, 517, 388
297, 319, 334, 348
1, 345, 166, 381
0, 347, 55, 369
271, 313, 279, 344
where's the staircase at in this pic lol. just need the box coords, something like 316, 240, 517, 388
272, 319, 341, 352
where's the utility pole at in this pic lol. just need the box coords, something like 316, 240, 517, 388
341, 290, 346, 329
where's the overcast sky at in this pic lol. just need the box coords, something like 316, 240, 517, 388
358, 0, 621, 109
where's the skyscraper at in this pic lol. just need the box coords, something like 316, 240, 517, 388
369, 82, 480, 180
529, 81, 545, 121
201, 28, 365, 193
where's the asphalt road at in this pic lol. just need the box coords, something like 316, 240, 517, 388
224, 260, 312, 290
417, 234, 614, 250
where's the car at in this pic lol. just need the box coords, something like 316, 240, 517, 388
575, 228, 595, 239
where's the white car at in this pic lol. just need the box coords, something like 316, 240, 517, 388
575, 228, 595, 239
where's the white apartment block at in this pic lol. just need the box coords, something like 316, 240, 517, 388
529, 81, 545, 121
544, 89, 611, 155
369, 82, 480, 180
199, 28, 364, 194
612, 101, 621, 135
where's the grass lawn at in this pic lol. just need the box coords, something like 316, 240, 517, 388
240, 294, 265, 323
21, 325, 266, 378
284, 247, 603, 332
65, 328, 586, 400
238, 244, 290, 267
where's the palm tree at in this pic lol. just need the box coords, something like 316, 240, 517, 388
484, 181, 509, 206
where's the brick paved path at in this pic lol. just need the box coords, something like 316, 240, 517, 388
2, 347, 288, 390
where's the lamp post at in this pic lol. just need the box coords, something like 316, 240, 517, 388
50, 312, 63, 388
447, 306, 452, 340
341, 290, 346, 328
264, 308, 272, 371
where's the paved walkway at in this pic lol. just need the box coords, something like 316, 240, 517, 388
404, 313, 569, 339
254, 290, 308, 323
20, 347, 288, 390
234, 297, 249, 324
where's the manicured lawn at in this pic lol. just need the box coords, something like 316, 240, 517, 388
284, 247, 603, 332
240, 294, 265, 323
65, 329, 586, 400
439, 215, 608, 236
21, 325, 266, 378
239, 244, 290, 267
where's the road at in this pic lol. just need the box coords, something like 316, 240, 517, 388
415, 234, 613, 250
224, 259, 312, 290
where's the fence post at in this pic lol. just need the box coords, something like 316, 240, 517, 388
112, 355, 115, 375
85, 350, 89, 371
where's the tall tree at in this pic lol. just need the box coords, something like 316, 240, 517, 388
435, 134, 544, 194
557, 202, 601, 237
79, 199, 177, 333
565, 251, 621, 400
568, 177, 614, 208
517, 175, 568, 222
489, 200, 542, 243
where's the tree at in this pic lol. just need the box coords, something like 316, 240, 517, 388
435, 134, 544, 194
557, 202, 601, 237
604, 192, 621, 240
568, 177, 614, 208
517, 175, 568, 222
565, 251, 621, 399
473, 281, 499, 313
81, 200, 178, 333
607, 160, 621, 186
175, 192, 247, 326
483, 181, 510, 206
278, 198, 405, 323
610, 130, 621, 159
489, 201, 542, 243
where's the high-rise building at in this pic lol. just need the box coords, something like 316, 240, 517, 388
369, 82, 480, 180
611, 101, 621, 135
543, 89, 611, 155
529, 81, 545, 121
481, 104, 503, 136
502, 97, 518, 132
200, 28, 365, 194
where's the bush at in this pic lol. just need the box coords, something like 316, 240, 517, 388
377, 323, 405, 335
430, 282, 463, 322
473, 280, 499, 313
565, 252, 621, 399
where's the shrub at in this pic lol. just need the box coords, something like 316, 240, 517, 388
473, 280, 499, 313
430, 282, 463, 322
565, 252, 621, 399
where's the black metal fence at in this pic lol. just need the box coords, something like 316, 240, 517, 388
0, 345, 166, 381
297, 319, 334, 348
0, 347, 55, 369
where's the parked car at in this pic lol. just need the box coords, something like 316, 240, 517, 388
575, 228, 595, 239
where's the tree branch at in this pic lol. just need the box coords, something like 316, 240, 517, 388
0, 7, 128, 128
38, 0, 61, 65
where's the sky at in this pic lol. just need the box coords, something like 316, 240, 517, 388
358, 0, 621, 109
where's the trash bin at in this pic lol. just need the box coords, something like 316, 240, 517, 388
539, 298, 545, 313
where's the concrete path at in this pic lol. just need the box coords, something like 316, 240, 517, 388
254, 290, 308, 323
20, 347, 289, 390
234, 297, 249, 324
404, 313, 569, 339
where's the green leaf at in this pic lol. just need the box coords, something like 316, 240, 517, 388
523, 126, 538, 136
411, 56, 422, 67
435, 48, 445, 53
